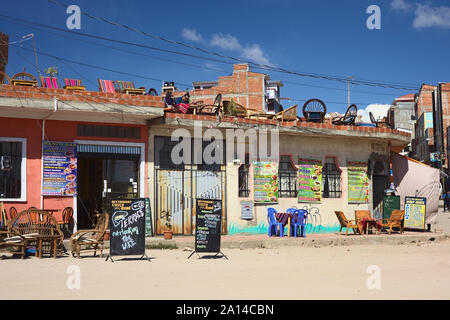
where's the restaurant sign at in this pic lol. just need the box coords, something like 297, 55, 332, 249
42, 141, 77, 196
253, 161, 279, 203
404, 196, 426, 230
347, 161, 369, 204
298, 158, 322, 203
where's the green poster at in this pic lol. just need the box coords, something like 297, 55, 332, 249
298, 158, 322, 203
347, 161, 369, 203
253, 161, 279, 203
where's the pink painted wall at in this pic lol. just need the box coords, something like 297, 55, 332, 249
0, 117, 148, 222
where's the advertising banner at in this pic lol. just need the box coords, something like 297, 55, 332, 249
253, 161, 279, 203
298, 158, 322, 203
347, 161, 369, 204
42, 141, 77, 196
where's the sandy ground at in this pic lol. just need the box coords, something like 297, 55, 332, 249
1, 239, 450, 300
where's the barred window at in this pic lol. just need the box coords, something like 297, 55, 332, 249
322, 157, 342, 198
0, 139, 25, 200
278, 155, 297, 198
238, 154, 250, 197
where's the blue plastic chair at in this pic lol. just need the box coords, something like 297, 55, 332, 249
286, 208, 297, 214
267, 207, 284, 237
290, 209, 308, 237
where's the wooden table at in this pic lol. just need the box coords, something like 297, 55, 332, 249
35, 235, 61, 258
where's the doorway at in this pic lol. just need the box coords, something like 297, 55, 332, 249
77, 156, 140, 229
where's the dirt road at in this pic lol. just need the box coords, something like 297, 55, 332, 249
1, 240, 450, 300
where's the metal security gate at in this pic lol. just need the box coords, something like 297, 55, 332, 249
155, 169, 226, 235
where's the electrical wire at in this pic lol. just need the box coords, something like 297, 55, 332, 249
1, 11, 419, 91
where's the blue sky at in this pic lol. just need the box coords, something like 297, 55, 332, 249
1, 0, 449, 114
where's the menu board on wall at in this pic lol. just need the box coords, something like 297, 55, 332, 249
404, 197, 426, 230
298, 158, 322, 203
347, 161, 369, 203
109, 198, 146, 257
253, 161, 279, 203
42, 141, 77, 196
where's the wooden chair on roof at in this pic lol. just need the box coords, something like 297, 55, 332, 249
40, 76, 61, 89
11, 72, 38, 87
63, 78, 86, 91
0, 71, 11, 85
369, 112, 391, 128
271, 104, 298, 122
98, 79, 118, 93
332, 104, 358, 126
116, 80, 146, 95
197, 93, 223, 116
302, 99, 327, 122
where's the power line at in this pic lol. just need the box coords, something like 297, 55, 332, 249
2, 10, 419, 91
46, 0, 419, 90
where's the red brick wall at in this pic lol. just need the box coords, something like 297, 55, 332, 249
0, 32, 9, 83
191, 63, 267, 111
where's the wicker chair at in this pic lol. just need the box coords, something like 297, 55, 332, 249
70, 212, 109, 258
8, 210, 64, 257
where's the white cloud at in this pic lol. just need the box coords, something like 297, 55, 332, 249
210, 33, 242, 51
413, 4, 450, 29
181, 28, 204, 42
210, 33, 272, 66
391, 0, 412, 12
241, 44, 271, 66
357, 104, 391, 122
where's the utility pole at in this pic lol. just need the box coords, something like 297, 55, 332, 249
347, 76, 353, 106
22, 34, 41, 77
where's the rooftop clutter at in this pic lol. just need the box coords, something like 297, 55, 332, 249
0, 69, 392, 129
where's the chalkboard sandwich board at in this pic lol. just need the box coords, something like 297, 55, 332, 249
106, 198, 150, 262
188, 199, 227, 259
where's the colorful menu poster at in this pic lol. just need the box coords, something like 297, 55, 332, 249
347, 161, 369, 203
404, 197, 426, 230
298, 158, 322, 203
42, 141, 77, 196
253, 161, 279, 203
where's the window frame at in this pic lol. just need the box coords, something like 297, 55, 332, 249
278, 154, 298, 198
322, 156, 342, 199
238, 153, 250, 198
0, 137, 27, 202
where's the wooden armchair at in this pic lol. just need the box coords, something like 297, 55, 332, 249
64, 78, 86, 91
116, 80, 146, 95
379, 209, 405, 234
0, 230, 26, 259
70, 212, 109, 258
355, 210, 372, 234
11, 72, 38, 87
8, 210, 65, 257
335, 211, 362, 235
0, 71, 11, 85
302, 99, 327, 122
197, 93, 222, 116
271, 104, 298, 122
